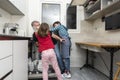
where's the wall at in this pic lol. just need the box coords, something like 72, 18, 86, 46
28, 0, 41, 37
78, 10, 120, 76
0, 8, 11, 34
28, 0, 71, 36
0, 0, 29, 36
10, 0, 29, 36
92, 18, 120, 76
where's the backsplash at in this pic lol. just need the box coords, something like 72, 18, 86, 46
0, 8, 28, 36
0, 8, 11, 34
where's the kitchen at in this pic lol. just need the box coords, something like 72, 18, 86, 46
0, 0, 120, 80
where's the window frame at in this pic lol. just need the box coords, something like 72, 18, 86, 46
68, 6, 81, 33
41, 3, 61, 26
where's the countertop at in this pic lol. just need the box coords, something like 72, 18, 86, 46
0, 34, 31, 40
76, 42, 120, 48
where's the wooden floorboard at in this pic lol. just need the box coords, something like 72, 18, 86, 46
28, 67, 109, 80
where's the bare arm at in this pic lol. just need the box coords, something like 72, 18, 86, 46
52, 33, 64, 42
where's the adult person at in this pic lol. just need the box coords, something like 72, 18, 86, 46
30, 21, 41, 74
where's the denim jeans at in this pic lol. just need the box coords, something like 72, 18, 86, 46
54, 42, 64, 73
61, 37, 71, 72
63, 58, 70, 71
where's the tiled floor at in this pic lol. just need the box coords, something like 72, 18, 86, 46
29, 67, 109, 80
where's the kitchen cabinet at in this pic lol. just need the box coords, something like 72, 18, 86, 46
0, 39, 28, 80
71, 0, 86, 5
0, 41, 13, 80
4, 73, 13, 80
0, 0, 25, 15
0, 41, 12, 59
9, 0, 26, 14
13, 40, 28, 80
0, 56, 13, 80
84, 0, 120, 21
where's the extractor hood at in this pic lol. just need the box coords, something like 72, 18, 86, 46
0, 0, 24, 15
71, 0, 86, 6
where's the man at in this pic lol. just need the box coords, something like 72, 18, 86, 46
31, 21, 41, 60
30, 21, 41, 74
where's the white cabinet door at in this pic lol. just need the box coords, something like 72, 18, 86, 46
9, 0, 26, 14
0, 56, 13, 79
13, 40, 28, 80
4, 73, 13, 80
0, 41, 12, 59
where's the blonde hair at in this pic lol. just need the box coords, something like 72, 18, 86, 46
38, 23, 49, 37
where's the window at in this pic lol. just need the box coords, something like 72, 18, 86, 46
67, 6, 77, 29
42, 3, 60, 26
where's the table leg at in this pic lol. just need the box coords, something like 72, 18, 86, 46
80, 49, 90, 69
86, 49, 89, 66
103, 47, 119, 80
110, 52, 114, 80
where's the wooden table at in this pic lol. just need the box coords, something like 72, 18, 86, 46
76, 42, 120, 80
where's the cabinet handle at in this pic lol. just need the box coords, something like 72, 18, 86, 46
0, 69, 13, 80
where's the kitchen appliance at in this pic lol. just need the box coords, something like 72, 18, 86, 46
3, 23, 19, 35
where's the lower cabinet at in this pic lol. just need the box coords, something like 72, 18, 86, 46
0, 56, 13, 80
4, 73, 13, 80
0, 40, 28, 80
13, 40, 28, 80
0, 41, 12, 61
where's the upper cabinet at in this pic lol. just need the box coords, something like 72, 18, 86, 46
71, 0, 86, 5
71, 0, 120, 21
84, 0, 120, 21
0, 0, 25, 15
84, 0, 120, 20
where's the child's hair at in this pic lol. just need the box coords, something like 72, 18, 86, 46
53, 21, 61, 27
38, 23, 49, 37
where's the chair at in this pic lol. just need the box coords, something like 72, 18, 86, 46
114, 62, 120, 80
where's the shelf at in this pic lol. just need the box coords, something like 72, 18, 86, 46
0, 0, 24, 15
85, 0, 120, 21
86, 0, 100, 13
71, 0, 87, 6
83, 0, 90, 7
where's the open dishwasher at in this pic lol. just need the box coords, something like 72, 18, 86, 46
28, 40, 56, 79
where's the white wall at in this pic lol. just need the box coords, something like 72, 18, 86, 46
28, 0, 41, 37
28, 0, 71, 36
0, 8, 11, 34
0, 0, 29, 36
10, 0, 29, 36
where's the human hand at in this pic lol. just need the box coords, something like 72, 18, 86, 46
60, 38, 65, 42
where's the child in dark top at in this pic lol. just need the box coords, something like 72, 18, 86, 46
35, 23, 64, 80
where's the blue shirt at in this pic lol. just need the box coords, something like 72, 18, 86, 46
50, 25, 69, 38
